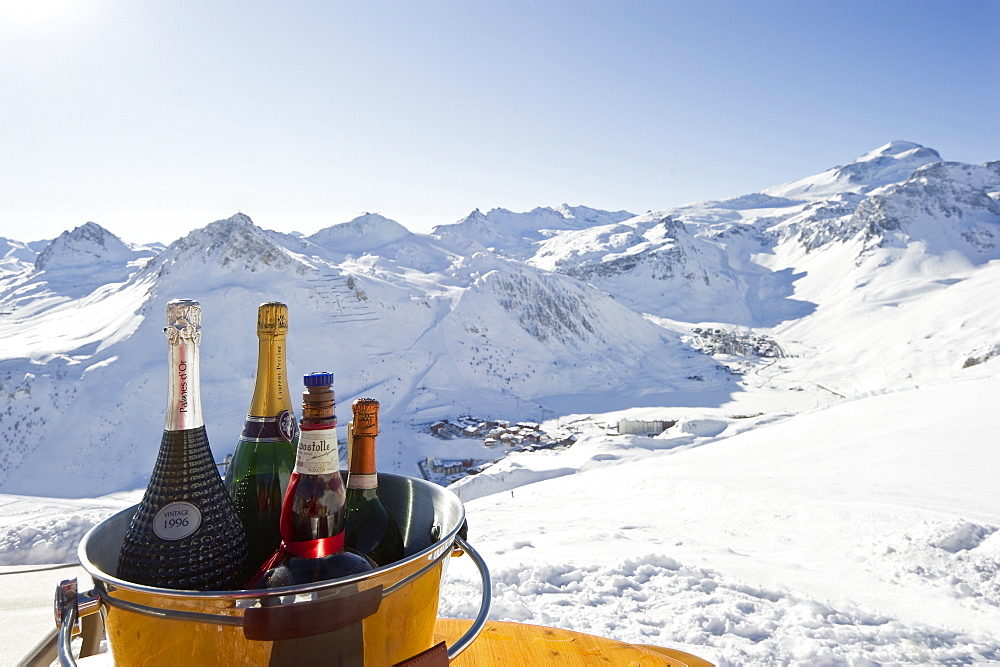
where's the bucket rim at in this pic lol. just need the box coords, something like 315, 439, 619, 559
78, 472, 466, 600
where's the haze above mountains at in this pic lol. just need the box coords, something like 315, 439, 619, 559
1, 140, 998, 498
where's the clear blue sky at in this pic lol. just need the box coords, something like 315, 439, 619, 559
1, 1, 997, 244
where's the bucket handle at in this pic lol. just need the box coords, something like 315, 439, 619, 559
54, 578, 81, 666
444, 535, 492, 661
55, 535, 491, 664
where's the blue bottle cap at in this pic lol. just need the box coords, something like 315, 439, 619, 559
303, 372, 334, 387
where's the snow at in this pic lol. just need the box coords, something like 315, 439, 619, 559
439, 373, 1000, 664
0, 492, 141, 565
1, 141, 1000, 663
7, 374, 997, 663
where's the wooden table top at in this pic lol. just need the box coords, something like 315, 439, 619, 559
68, 618, 714, 666
435, 619, 713, 666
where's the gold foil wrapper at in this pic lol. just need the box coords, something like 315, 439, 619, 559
257, 301, 289, 336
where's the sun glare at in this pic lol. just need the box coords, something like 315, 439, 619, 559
0, 0, 89, 29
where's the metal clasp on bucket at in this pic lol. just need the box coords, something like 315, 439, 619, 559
51, 578, 103, 666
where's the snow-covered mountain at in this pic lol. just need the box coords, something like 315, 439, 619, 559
1, 140, 996, 497
522, 142, 1000, 328
33, 221, 147, 271
0, 211, 725, 495
763, 140, 943, 200
528, 210, 810, 326
306, 212, 456, 273
433, 204, 636, 260
0, 237, 45, 276
2, 140, 1000, 664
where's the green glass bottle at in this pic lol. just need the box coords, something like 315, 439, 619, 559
345, 398, 405, 567
224, 302, 298, 578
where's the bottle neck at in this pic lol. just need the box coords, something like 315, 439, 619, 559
248, 333, 293, 417
348, 400, 379, 485
347, 433, 378, 485
165, 335, 203, 431
283, 420, 347, 548
301, 384, 335, 426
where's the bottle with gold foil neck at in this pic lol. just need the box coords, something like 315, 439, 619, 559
117, 299, 248, 590
345, 398, 405, 566
224, 302, 299, 578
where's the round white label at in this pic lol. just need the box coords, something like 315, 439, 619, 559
152, 501, 202, 541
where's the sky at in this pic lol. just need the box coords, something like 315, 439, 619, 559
1, 0, 997, 245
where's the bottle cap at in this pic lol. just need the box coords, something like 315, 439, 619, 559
351, 398, 379, 436
257, 302, 289, 335
165, 299, 201, 342
304, 372, 334, 387
352, 397, 379, 414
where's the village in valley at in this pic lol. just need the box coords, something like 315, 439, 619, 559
418, 414, 683, 485
418, 416, 580, 485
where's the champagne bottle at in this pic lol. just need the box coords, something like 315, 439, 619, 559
224, 302, 298, 575
345, 398, 404, 566
117, 299, 248, 590
247, 372, 372, 588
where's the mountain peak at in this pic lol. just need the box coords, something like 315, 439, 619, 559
215, 212, 256, 229
555, 203, 636, 224
157, 213, 304, 275
764, 141, 942, 200
856, 141, 941, 164
433, 205, 637, 261
34, 222, 137, 271
193, 213, 265, 247
306, 213, 412, 254
342, 212, 410, 235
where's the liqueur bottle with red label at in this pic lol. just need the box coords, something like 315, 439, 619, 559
345, 398, 404, 566
224, 302, 299, 575
247, 372, 372, 588
117, 299, 248, 590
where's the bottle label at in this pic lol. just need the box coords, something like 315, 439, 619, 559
277, 410, 297, 442
241, 411, 299, 443
152, 501, 202, 541
166, 342, 204, 431
347, 472, 378, 490
295, 429, 339, 475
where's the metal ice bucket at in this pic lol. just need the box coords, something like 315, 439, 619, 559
55, 473, 491, 665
